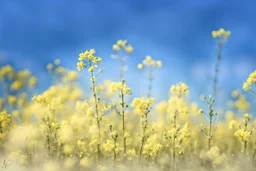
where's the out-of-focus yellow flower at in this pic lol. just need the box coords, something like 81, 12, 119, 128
28, 76, 37, 88
117, 40, 127, 47
47, 63, 54, 71
212, 28, 231, 38
125, 44, 133, 53
139, 56, 161, 69
170, 82, 189, 97
112, 40, 133, 54
232, 90, 240, 98
12, 110, 19, 118
156, 60, 162, 68
77, 61, 85, 71
110, 81, 131, 95
54, 66, 65, 74
88, 66, 95, 72
243, 70, 256, 92
131, 97, 155, 115
137, 63, 143, 69
112, 44, 121, 51
8, 95, 17, 105
244, 113, 250, 120
10, 80, 24, 91
54, 59, 60, 65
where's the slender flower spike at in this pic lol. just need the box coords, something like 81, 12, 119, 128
111, 39, 134, 80
137, 56, 162, 97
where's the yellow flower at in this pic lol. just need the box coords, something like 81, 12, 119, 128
10, 80, 24, 91
146, 56, 152, 61
117, 40, 127, 47
47, 63, 54, 70
55, 66, 65, 74
28, 76, 37, 88
231, 90, 240, 98
97, 57, 102, 63
77, 61, 85, 71
88, 66, 94, 72
156, 60, 162, 68
170, 82, 189, 96
244, 113, 250, 119
243, 82, 250, 91
137, 64, 143, 69
211, 28, 231, 39
125, 44, 133, 53
79, 53, 86, 60
112, 44, 120, 51
54, 59, 60, 65
198, 109, 204, 114
89, 48, 96, 55
8, 95, 17, 105
219, 28, 225, 34
212, 31, 219, 38
224, 31, 231, 38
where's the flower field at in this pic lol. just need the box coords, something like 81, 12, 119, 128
0, 28, 256, 171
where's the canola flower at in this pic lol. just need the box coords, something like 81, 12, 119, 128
167, 82, 189, 171
137, 56, 162, 97
211, 28, 231, 98
131, 97, 155, 163
77, 49, 104, 163
232, 113, 253, 157
110, 80, 131, 156
243, 70, 256, 96
112, 39, 133, 80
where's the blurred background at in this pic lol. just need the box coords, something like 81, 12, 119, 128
0, 0, 255, 107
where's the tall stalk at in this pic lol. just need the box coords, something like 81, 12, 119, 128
212, 41, 223, 98
147, 69, 153, 98
139, 112, 149, 163
172, 111, 177, 171
90, 63, 101, 163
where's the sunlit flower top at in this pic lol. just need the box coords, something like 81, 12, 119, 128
77, 49, 102, 72
243, 70, 256, 91
211, 28, 231, 39
112, 39, 133, 53
137, 56, 162, 70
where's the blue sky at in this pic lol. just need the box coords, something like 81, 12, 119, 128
0, 0, 256, 107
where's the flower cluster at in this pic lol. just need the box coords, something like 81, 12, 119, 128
131, 97, 155, 115
77, 49, 102, 72
243, 70, 256, 91
137, 56, 161, 69
0, 111, 12, 142
110, 80, 131, 96
112, 40, 133, 53
211, 28, 231, 39
170, 82, 189, 97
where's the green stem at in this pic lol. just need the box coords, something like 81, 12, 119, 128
172, 112, 177, 171
90, 64, 101, 164
147, 69, 153, 98
139, 112, 148, 164
212, 40, 223, 98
